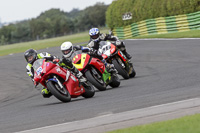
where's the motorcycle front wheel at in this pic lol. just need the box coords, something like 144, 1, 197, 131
85, 69, 106, 91
112, 58, 129, 79
46, 81, 71, 103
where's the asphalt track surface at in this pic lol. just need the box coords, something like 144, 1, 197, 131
0, 39, 200, 133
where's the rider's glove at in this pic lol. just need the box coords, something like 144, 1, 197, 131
53, 58, 60, 64
90, 49, 97, 55
76, 71, 83, 78
99, 33, 106, 40
74, 45, 81, 51
109, 30, 113, 35
116, 40, 121, 46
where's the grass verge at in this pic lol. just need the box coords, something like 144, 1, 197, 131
108, 113, 200, 133
133, 29, 200, 39
0, 28, 110, 56
1, 29, 199, 56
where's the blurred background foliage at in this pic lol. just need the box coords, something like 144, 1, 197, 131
1, 0, 200, 45
106, 0, 200, 29
0, 2, 108, 45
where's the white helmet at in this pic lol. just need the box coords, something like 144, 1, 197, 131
61, 41, 73, 58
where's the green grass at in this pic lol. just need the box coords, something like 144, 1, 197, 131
0, 32, 88, 56
0, 28, 110, 56
1, 29, 199, 56
108, 113, 200, 133
133, 29, 200, 39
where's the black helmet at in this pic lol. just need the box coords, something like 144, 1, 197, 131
24, 49, 37, 64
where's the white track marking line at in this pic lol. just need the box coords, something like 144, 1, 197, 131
16, 98, 200, 133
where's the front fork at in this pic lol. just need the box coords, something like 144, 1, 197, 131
117, 52, 133, 74
47, 76, 64, 89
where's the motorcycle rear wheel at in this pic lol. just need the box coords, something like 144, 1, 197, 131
82, 82, 95, 98
112, 58, 129, 79
109, 74, 120, 88
46, 81, 71, 103
85, 70, 106, 91
129, 67, 136, 78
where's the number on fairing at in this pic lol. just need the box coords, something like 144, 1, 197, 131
101, 45, 111, 55
36, 67, 43, 75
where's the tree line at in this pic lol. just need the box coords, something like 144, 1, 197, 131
0, 2, 108, 45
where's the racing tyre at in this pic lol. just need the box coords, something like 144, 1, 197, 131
46, 81, 71, 103
109, 74, 120, 88
129, 67, 136, 78
112, 58, 129, 79
82, 82, 95, 98
85, 70, 106, 91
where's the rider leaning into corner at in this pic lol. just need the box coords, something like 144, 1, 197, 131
61, 41, 116, 73
87, 27, 132, 60
24, 49, 86, 98
61, 28, 132, 72
60, 42, 107, 70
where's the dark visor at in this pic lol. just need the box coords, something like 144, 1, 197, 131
91, 34, 99, 39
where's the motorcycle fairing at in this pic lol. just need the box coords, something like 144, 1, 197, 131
64, 74, 85, 97
110, 44, 116, 54
34, 60, 85, 97
73, 53, 106, 74
102, 43, 116, 60
73, 54, 90, 71
117, 51, 127, 62
102, 54, 108, 59
45, 66, 84, 97
89, 57, 105, 74
102, 69, 111, 84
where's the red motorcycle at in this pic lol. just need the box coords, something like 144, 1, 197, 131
72, 53, 120, 91
98, 41, 136, 79
33, 59, 95, 103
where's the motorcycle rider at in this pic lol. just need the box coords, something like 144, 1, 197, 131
60, 41, 115, 72
24, 48, 85, 98
88, 28, 132, 60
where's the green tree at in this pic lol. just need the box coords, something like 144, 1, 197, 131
0, 2, 109, 45
0, 35, 5, 45
11, 21, 31, 43
76, 2, 108, 31
0, 24, 16, 44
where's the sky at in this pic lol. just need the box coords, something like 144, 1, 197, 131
0, 0, 113, 23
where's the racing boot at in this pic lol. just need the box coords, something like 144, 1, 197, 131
106, 63, 117, 74
41, 87, 52, 98
72, 66, 87, 83
122, 49, 132, 60
118, 41, 132, 60
129, 60, 133, 67
76, 71, 87, 83
101, 59, 117, 73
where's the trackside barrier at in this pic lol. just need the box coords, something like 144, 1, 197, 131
113, 11, 200, 39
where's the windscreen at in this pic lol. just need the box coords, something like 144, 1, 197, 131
98, 41, 111, 55
32, 59, 44, 71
